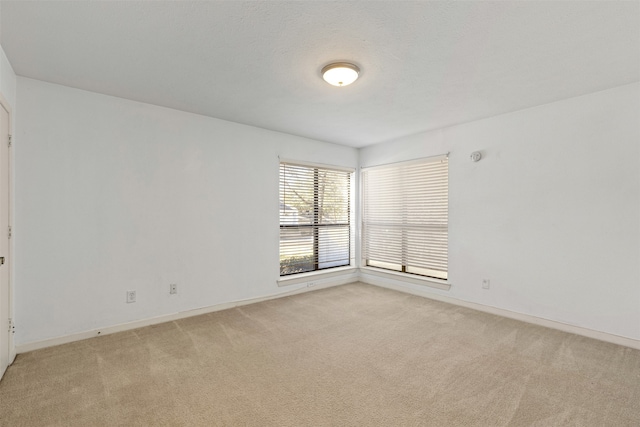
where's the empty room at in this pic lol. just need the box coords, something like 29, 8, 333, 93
0, 1, 639, 426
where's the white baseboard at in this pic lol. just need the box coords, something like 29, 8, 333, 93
17, 270, 639, 354
360, 274, 640, 351
16, 273, 358, 354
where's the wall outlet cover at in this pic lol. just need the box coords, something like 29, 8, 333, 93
126, 290, 136, 303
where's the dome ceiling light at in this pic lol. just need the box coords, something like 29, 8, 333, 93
321, 62, 360, 87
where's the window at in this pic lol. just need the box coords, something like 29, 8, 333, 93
361, 155, 448, 280
279, 162, 352, 276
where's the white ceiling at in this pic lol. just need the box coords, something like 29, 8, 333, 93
1, 1, 638, 148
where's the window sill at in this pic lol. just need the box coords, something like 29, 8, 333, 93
359, 266, 451, 291
277, 266, 358, 287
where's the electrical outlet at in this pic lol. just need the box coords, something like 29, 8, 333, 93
169, 284, 178, 295
482, 279, 490, 290
126, 290, 136, 303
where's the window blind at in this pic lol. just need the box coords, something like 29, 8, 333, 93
280, 162, 351, 276
362, 155, 448, 280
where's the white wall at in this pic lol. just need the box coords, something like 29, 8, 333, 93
13, 76, 640, 347
0, 49, 16, 109
360, 82, 640, 341
14, 77, 358, 345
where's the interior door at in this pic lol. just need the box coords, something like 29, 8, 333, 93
0, 101, 10, 380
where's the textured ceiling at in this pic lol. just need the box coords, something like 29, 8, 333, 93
1, 1, 639, 148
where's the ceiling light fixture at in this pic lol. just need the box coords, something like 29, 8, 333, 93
321, 62, 360, 87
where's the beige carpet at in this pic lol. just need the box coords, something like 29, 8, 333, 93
1, 282, 639, 426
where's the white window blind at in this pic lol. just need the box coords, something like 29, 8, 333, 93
362, 155, 448, 280
280, 162, 351, 276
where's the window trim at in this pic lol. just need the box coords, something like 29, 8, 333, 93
359, 266, 450, 290
277, 266, 358, 287
359, 154, 448, 173
279, 158, 355, 173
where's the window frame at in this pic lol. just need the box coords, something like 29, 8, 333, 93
360, 154, 449, 285
278, 160, 354, 278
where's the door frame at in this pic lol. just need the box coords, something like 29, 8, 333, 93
0, 92, 14, 367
